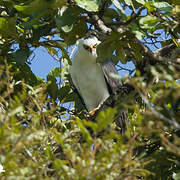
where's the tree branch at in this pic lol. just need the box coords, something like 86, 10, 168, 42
136, 39, 180, 68
105, 6, 145, 26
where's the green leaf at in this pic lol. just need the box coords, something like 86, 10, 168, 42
58, 84, 73, 102
135, 0, 145, 5
47, 68, 59, 100
133, 30, 145, 40
116, 45, 127, 64
145, 1, 173, 13
112, 0, 125, 14
24, 8, 49, 30
52, 0, 67, 9
172, 38, 180, 49
103, 8, 120, 19
76, 118, 92, 144
152, 2, 173, 12
32, 24, 52, 42
171, 0, 180, 6
111, 55, 119, 64
48, 67, 61, 78
61, 58, 70, 80
128, 42, 142, 60
13, 48, 31, 65
0, 17, 17, 38
131, 22, 146, 40
124, 0, 133, 6
139, 15, 159, 29
14, 0, 57, 15
145, 1, 155, 12
46, 47, 59, 56
173, 172, 180, 180
96, 108, 117, 132
139, 15, 159, 25
97, 33, 120, 62
74, 0, 101, 12
96, 42, 115, 62
14, 5, 29, 12
55, 7, 76, 33
173, 5, 180, 18
0, 17, 6, 29
62, 19, 87, 45
82, 119, 98, 132
14, 0, 52, 15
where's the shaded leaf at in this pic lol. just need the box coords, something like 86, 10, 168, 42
0, 17, 17, 38
47, 69, 59, 100
62, 20, 87, 45
58, 84, 73, 102
116, 45, 127, 64
171, 0, 180, 6
55, 7, 76, 33
128, 42, 142, 60
13, 49, 31, 65
14, 0, 49, 15
76, 118, 92, 144
96, 33, 120, 62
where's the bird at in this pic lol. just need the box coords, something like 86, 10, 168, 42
69, 35, 127, 132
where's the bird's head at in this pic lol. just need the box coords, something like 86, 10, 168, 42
78, 35, 101, 58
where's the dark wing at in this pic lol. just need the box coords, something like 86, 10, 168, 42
68, 74, 88, 111
100, 58, 122, 94
101, 58, 128, 133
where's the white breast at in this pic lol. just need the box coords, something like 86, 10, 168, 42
70, 49, 110, 111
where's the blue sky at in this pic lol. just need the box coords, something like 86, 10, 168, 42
29, 5, 136, 79
30, 47, 60, 79
29, 5, 164, 80
30, 45, 135, 79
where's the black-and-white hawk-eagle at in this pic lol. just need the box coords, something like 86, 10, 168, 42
70, 35, 127, 132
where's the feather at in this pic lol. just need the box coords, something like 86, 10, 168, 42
68, 74, 88, 111
101, 58, 128, 133
101, 58, 122, 94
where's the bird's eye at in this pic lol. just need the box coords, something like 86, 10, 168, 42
83, 44, 89, 50
93, 44, 97, 48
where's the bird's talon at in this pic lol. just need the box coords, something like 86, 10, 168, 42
87, 107, 99, 117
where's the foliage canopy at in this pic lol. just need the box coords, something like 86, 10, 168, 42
0, 0, 180, 179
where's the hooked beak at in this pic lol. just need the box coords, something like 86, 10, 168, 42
87, 45, 96, 53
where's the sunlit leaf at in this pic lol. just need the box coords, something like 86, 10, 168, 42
135, 0, 145, 5
112, 0, 125, 14
173, 172, 180, 180
152, 2, 173, 12
139, 15, 160, 29
14, 0, 50, 15
124, 0, 132, 6
74, 0, 101, 12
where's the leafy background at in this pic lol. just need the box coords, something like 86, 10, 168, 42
0, 0, 180, 179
